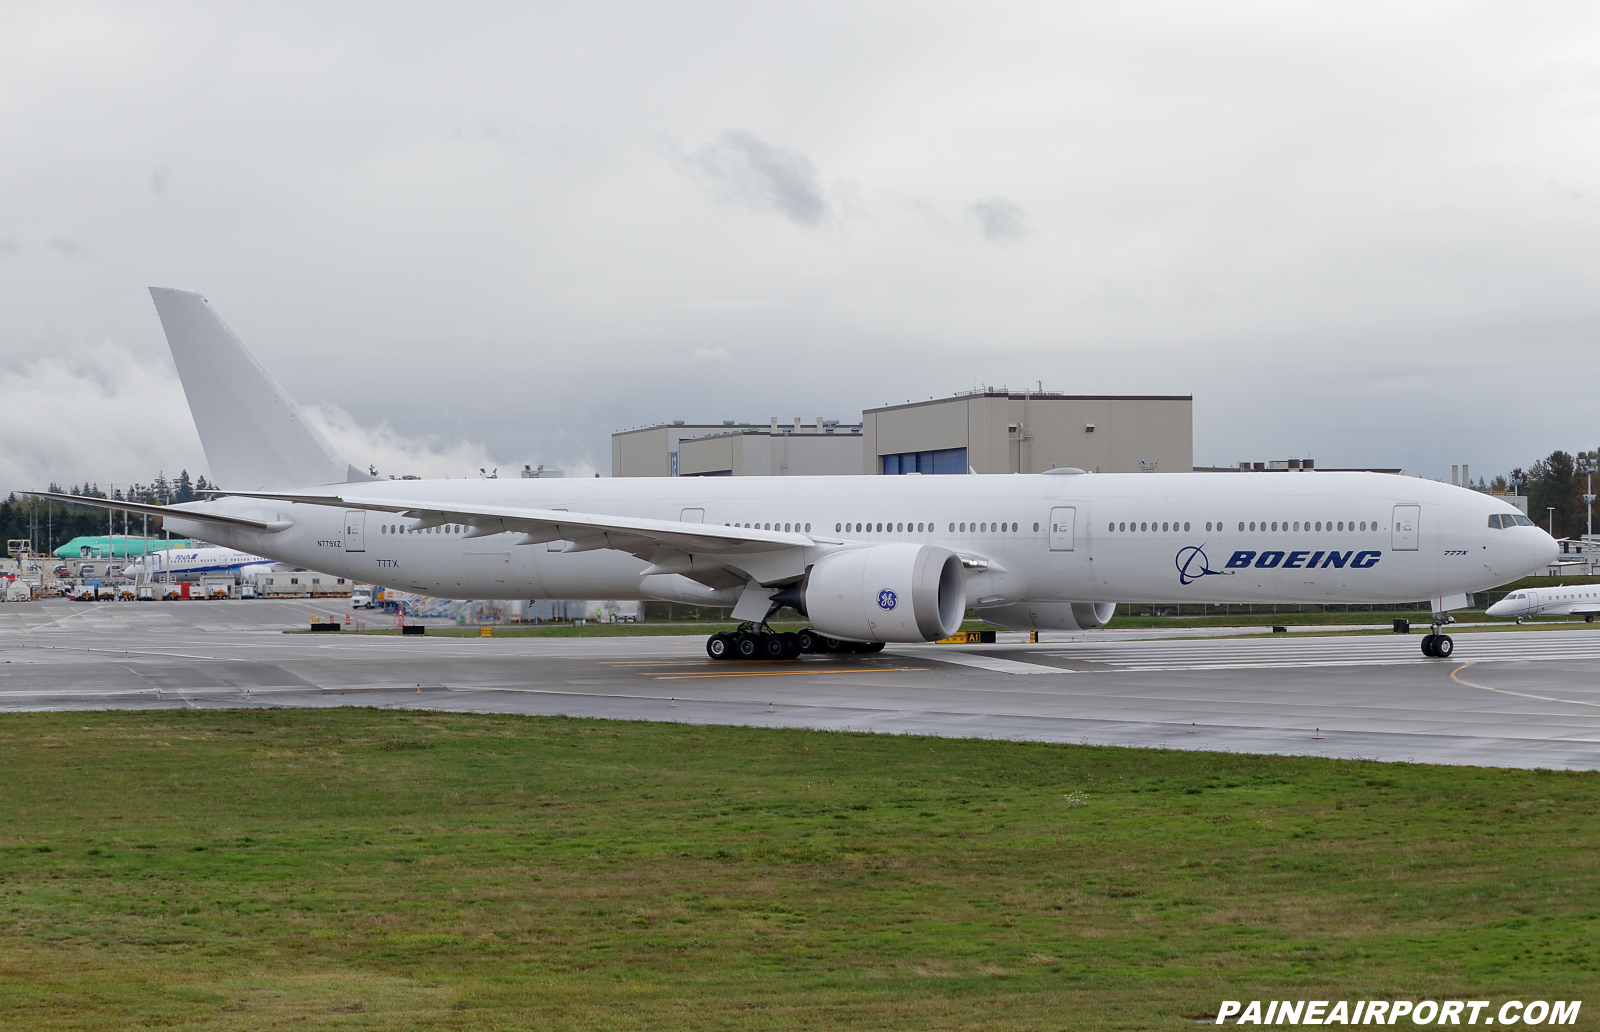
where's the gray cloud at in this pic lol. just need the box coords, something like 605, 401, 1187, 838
967, 198, 1030, 243
680, 131, 833, 227
2, 2, 1600, 489
45, 237, 91, 260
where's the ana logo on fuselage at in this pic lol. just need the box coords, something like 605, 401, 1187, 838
1175, 545, 1233, 585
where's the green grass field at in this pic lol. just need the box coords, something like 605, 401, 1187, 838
2, 710, 1595, 1030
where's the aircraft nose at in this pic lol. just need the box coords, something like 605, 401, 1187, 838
1532, 529, 1560, 569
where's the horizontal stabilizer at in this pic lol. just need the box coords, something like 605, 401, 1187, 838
21, 491, 291, 533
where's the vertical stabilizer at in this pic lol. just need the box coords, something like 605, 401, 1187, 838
149, 288, 371, 490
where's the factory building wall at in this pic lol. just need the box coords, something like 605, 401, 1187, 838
612, 423, 770, 478
678, 431, 863, 477
862, 393, 1193, 475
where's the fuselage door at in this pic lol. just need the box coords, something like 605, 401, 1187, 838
1392, 504, 1420, 551
344, 510, 366, 553
680, 508, 705, 523
1049, 506, 1076, 552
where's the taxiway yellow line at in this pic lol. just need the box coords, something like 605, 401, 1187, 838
646, 667, 918, 680
1450, 662, 1600, 709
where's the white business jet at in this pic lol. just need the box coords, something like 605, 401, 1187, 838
30, 289, 1558, 662
1486, 585, 1600, 624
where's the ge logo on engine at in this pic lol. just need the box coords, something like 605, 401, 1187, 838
877, 589, 898, 611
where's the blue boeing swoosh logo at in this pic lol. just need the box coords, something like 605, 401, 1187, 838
1175, 545, 1233, 585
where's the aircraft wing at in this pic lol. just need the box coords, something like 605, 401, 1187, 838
207, 489, 838, 559
21, 491, 292, 532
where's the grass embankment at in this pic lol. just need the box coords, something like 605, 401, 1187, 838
1, 711, 1596, 1030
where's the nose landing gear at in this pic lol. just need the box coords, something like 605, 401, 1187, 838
1421, 611, 1455, 657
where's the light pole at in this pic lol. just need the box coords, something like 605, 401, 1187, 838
1580, 458, 1596, 541
1548, 507, 1556, 537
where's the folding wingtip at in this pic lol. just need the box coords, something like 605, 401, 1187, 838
148, 286, 205, 302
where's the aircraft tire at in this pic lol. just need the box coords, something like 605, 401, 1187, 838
1420, 633, 1438, 657
860, 641, 885, 653
795, 629, 820, 653
821, 636, 850, 654
780, 632, 802, 658
735, 634, 761, 660
706, 633, 733, 660
1435, 634, 1454, 658
761, 634, 791, 661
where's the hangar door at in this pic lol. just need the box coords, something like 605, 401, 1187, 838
344, 511, 365, 552
1392, 504, 1420, 551
1049, 506, 1076, 551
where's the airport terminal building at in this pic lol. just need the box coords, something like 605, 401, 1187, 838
613, 389, 1193, 477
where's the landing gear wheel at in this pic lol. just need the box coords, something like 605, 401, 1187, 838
761, 634, 793, 661
735, 633, 761, 660
795, 629, 820, 654
1434, 634, 1454, 658
859, 641, 885, 653
1421, 633, 1438, 657
821, 636, 850, 654
706, 633, 732, 660
1588, 615, 1595, 624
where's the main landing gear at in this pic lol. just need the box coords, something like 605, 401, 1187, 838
705, 624, 885, 661
1420, 612, 1455, 658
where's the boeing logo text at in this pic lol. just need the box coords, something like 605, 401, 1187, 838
1224, 550, 1382, 571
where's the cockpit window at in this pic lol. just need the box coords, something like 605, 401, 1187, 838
1488, 514, 1503, 529
1493, 513, 1534, 528
1513, 514, 1534, 526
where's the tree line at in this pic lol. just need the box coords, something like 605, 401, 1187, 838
1, 470, 211, 554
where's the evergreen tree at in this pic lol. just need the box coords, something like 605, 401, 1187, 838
153, 472, 170, 504
1526, 450, 1579, 537
175, 470, 194, 503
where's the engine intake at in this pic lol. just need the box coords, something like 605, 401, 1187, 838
803, 544, 966, 643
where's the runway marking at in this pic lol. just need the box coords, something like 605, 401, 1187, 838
1037, 634, 1600, 671
1450, 662, 1600, 709
18, 646, 221, 661
908, 652, 1068, 674
645, 667, 920, 680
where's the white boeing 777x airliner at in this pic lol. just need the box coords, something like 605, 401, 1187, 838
31, 288, 1558, 661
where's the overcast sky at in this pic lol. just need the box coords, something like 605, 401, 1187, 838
3, 1, 1598, 492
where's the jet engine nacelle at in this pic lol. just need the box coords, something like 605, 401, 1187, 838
804, 544, 966, 643
978, 600, 1115, 632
